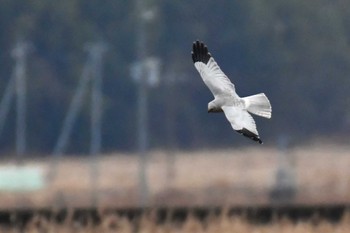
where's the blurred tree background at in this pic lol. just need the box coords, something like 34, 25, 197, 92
0, 0, 349, 155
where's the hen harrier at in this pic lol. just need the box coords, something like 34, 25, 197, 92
192, 41, 272, 144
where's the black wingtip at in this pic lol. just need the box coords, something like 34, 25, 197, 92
191, 40, 211, 64
236, 128, 263, 144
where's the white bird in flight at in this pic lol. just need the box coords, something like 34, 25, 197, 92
192, 41, 272, 144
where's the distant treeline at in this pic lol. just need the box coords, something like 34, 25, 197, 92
0, 0, 349, 154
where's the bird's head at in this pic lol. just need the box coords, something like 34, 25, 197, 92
208, 102, 223, 113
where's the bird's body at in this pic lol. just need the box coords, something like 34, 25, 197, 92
191, 41, 272, 144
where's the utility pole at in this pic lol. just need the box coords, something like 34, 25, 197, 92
52, 41, 106, 157
13, 40, 30, 158
52, 56, 91, 157
132, 0, 160, 207
269, 136, 296, 204
51, 42, 106, 189
0, 40, 30, 158
87, 42, 107, 206
136, 0, 149, 207
88, 42, 106, 156
163, 71, 178, 184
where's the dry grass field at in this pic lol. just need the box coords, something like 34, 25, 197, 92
0, 142, 350, 208
2, 209, 350, 233
1, 143, 350, 232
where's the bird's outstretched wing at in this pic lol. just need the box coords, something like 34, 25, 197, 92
222, 106, 262, 144
192, 41, 236, 98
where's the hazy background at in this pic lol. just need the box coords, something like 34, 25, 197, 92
0, 0, 350, 155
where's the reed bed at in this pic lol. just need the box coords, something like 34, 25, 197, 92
1, 209, 350, 233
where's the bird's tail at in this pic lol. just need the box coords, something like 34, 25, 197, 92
242, 93, 272, 119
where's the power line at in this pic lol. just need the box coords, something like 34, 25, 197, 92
0, 77, 15, 137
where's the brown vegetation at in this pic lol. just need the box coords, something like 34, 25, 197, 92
1, 210, 350, 233
1, 144, 350, 208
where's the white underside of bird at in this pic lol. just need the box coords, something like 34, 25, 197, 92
192, 41, 272, 144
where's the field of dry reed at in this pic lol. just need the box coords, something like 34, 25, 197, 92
1, 209, 350, 233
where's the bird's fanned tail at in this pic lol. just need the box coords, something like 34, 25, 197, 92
243, 93, 272, 119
